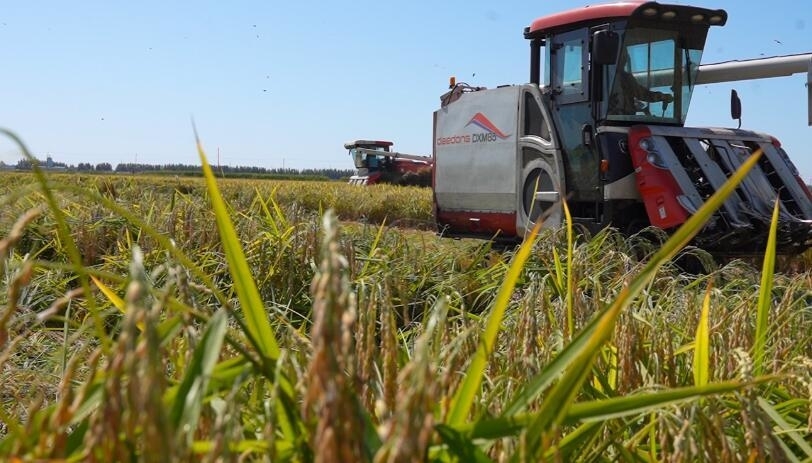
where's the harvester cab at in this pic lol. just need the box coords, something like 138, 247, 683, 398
345, 140, 394, 185
433, 0, 812, 254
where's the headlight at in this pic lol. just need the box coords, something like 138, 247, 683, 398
639, 137, 655, 152
646, 152, 668, 169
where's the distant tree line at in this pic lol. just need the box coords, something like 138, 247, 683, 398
13, 158, 71, 170
112, 163, 353, 180
6, 159, 354, 180
76, 162, 112, 171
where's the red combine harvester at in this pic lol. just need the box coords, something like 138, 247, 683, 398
345, 140, 432, 186
432, 0, 812, 254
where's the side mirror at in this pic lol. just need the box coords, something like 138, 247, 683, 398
592, 30, 619, 65
730, 89, 742, 129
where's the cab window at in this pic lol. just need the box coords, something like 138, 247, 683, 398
552, 30, 588, 104
522, 91, 551, 141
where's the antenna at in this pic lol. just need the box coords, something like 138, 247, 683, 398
217, 147, 225, 177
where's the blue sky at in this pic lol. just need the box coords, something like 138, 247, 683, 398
1, 1, 811, 179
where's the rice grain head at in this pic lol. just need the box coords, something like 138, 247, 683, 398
303, 210, 365, 463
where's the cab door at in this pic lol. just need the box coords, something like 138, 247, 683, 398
548, 27, 602, 214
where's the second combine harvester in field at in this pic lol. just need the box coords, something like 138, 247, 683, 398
345, 140, 433, 186
432, 0, 812, 255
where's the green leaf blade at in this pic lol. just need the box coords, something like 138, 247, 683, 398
754, 198, 780, 376
693, 284, 712, 387
197, 138, 280, 362
168, 309, 228, 433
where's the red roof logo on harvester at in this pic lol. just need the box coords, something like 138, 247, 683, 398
465, 112, 511, 139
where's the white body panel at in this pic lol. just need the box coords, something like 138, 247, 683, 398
434, 86, 521, 212
604, 172, 641, 200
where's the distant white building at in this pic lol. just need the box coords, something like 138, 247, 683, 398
41, 156, 67, 171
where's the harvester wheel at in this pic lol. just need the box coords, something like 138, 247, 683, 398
519, 157, 562, 234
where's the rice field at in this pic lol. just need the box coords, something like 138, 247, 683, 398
0, 136, 810, 462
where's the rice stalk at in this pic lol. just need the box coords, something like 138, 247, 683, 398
375, 297, 448, 463
303, 210, 367, 463
446, 220, 542, 427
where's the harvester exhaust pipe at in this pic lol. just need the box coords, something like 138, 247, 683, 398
529, 38, 542, 85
